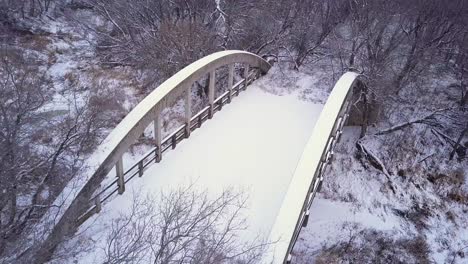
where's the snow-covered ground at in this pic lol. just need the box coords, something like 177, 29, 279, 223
63, 79, 324, 263
293, 122, 468, 263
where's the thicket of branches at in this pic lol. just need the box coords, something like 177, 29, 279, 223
86, 0, 467, 153
314, 229, 431, 264
85, 0, 467, 98
0, 46, 114, 259
98, 186, 267, 264
0, 0, 66, 21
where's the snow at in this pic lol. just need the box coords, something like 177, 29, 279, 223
293, 197, 403, 257
256, 65, 331, 104
65, 79, 324, 263
309, 198, 400, 231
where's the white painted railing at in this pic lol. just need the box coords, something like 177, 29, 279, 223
37, 50, 271, 259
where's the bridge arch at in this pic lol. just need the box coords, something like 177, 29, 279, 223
267, 72, 363, 263
36, 50, 271, 261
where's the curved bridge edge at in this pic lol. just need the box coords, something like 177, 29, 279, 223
266, 72, 361, 263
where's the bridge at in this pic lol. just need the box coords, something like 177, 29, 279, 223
38, 50, 364, 263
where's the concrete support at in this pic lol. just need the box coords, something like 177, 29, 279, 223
208, 70, 215, 118
227, 64, 234, 103
154, 112, 162, 162
185, 86, 191, 137
244, 64, 249, 88
116, 157, 125, 194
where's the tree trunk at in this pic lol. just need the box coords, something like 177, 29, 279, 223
360, 83, 369, 138
461, 83, 467, 106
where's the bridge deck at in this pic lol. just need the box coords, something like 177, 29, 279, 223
77, 83, 323, 262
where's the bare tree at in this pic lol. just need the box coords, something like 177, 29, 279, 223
288, 0, 350, 69
84, 0, 218, 86
101, 186, 269, 264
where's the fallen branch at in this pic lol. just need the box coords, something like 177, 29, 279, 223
356, 141, 391, 178
417, 152, 435, 164
375, 108, 451, 135
431, 128, 457, 146
356, 140, 395, 194
430, 129, 446, 145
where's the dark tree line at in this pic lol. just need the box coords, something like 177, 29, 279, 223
85, 0, 467, 105
0, 0, 62, 19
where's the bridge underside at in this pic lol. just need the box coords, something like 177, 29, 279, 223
75, 81, 323, 262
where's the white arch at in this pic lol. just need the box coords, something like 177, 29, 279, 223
265, 72, 361, 263
36, 50, 271, 260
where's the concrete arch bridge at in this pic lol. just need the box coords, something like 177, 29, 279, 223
38, 50, 365, 264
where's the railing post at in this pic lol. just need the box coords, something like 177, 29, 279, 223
317, 177, 324, 192
154, 111, 162, 162
243, 64, 249, 89
302, 209, 310, 227
227, 64, 234, 103
116, 157, 125, 194
185, 86, 191, 137
336, 129, 343, 143
138, 160, 143, 177
171, 134, 177, 149
208, 70, 215, 118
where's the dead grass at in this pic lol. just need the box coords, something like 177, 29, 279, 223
313, 229, 430, 264
428, 168, 465, 187
447, 189, 468, 204
19, 33, 52, 51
